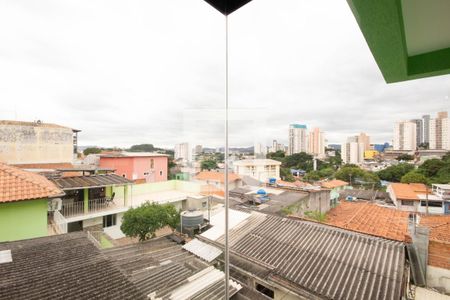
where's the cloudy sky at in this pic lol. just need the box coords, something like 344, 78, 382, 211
0, 0, 449, 148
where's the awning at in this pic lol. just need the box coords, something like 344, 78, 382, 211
51, 174, 132, 190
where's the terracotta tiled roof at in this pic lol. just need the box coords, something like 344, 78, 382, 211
409, 183, 428, 194
195, 171, 240, 183
326, 201, 411, 242
419, 215, 450, 243
0, 163, 64, 203
389, 183, 420, 200
321, 179, 349, 189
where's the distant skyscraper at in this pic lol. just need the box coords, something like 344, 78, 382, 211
357, 132, 371, 151
429, 111, 450, 150
393, 121, 417, 150
342, 138, 365, 165
410, 119, 424, 146
254, 142, 266, 158
307, 128, 325, 158
288, 124, 308, 155
194, 145, 203, 154
174, 142, 190, 163
422, 115, 430, 144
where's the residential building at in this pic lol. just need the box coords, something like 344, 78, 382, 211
174, 142, 190, 163
341, 140, 365, 164
233, 159, 281, 182
269, 139, 284, 153
0, 233, 147, 299
320, 179, 350, 206
357, 132, 371, 151
393, 120, 417, 150
288, 124, 308, 155
410, 118, 424, 146
253, 142, 266, 158
429, 111, 450, 150
99, 152, 168, 183
307, 127, 325, 158
423, 114, 431, 144
50, 173, 133, 234
0, 120, 80, 167
0, 163, 64, 242
387, 183, 450, 214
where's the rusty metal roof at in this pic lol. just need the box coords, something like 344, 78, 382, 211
51, 174, 132, 190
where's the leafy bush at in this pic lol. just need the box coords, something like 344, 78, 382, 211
121, 202, 179, 241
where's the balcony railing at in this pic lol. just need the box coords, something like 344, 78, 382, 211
61, 198, 124, 218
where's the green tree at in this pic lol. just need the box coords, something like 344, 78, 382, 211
201, 159, 218, 171
283, 152, 314, 171
304, 171, 321, 182
280, 167, 295, 182
401, 171, 428, 184
121, 203, 180, 241
128, 144, 155, 152
266, 150, 285, 162
335, 165, 380, 187
396, 154, 414, 161
418, 159, 446, 177
319, 167, 335, 178
377, 163, 415, 182
83, 147, 102, 156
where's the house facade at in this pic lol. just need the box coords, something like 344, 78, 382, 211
99, 152, 168, 183
233, 159, 281, 182
0, 163, 64, 242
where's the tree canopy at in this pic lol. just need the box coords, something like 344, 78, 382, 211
396, 154, 414, 161
121, 203, 179, 241
335, 164, 380, 187
83, 147, 102, 156
401, 171, 428, 184
377, 163, 415, 182
201, 159, 218, 171
128, 144, 156, 152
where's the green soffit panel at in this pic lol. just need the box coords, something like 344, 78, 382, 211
347, 0, 450, 83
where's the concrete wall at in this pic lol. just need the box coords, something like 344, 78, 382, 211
308, 190, 331, 214
113, 180, 203, 198
0, 123, 73, 164
427, 265, 450, 294
0, 199, 48, 242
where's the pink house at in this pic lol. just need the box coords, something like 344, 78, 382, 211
99, 152, 168, 183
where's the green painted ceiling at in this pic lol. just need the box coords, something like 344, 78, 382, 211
347, 0, 450, 83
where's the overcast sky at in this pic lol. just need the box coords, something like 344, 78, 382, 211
0, 0, 449, 148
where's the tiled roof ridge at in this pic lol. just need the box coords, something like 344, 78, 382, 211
0, 163, 62, 197
290, 214, 406, 243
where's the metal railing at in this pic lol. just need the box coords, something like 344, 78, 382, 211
61, 198, 122, 217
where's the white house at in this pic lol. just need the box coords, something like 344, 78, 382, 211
233, 159, 281, 182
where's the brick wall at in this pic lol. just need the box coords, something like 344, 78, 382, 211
428, 240, 450, 269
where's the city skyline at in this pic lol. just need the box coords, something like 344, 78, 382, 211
0, 0, 449, 148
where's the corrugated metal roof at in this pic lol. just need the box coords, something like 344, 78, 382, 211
103, 236, 241, 299
182, 239, 222, 262
0, 233, 146, 300
204, 210, 405, 300
51, 174, 132, 190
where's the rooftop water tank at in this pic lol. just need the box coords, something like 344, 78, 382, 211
257, 189, 267, 195
181, 210, 204, 228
